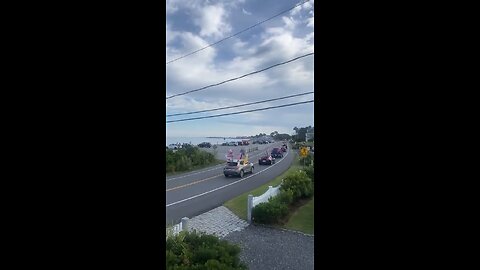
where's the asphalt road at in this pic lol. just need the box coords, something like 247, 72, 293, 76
166, 142, 295, 225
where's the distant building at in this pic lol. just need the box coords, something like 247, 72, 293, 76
305, 127, 314, 141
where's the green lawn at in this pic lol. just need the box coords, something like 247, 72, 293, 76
283, 197, 314, 235
166, 159, 225, 177
223, 153, 302, 220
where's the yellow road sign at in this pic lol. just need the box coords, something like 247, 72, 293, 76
300, 147, 309, 158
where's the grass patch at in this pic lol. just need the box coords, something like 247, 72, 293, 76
166, 159, 225, 177
282, 197, 314, 235
223, 154, 301, 220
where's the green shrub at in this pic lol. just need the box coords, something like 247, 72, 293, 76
166, 165, 176, 173
166, 147, 216, 173
252, 197, 288, 224
304, 166, 314, 182
300, 154, 313, 167
281, 170, 314, 201
276, 188, 294, 205
175, 156, 192, 171
166, 231, 246, 270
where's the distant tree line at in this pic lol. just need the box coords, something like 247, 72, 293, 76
292, 126, 314, 142
250, 126, 314, 143
251, 131, 291, 141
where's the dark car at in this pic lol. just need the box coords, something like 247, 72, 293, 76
258, 152, 275, 165
198, 142, 212, 148
281, 144, 287, 152
271, 148, 283, 158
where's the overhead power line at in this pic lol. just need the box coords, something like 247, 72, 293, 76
166, 100, 314, 123
167, 91, 314, 117
166, 52, 314, 99
166, 0, 312, 65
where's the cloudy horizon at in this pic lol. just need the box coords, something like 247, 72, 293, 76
166, 0, 314, 138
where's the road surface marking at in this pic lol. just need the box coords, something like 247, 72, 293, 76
166, 165, 225, 181
166, 173, 224, 191
166, 150, 290, 207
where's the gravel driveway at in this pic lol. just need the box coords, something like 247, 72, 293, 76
223, 225, 314, 270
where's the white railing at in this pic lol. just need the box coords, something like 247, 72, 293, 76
247, 181, 283, 223
166, 217, 189, 239
252, 185, 281, 207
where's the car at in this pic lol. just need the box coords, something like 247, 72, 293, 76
271, 148, 283, 158
227, 141, 238, 146
281, 144, 288, 152
222, 142, 228, 146
224, 159, 254, 178
198, 142, 212, 148
258, 152, 275, 165
167, 143, 181, 150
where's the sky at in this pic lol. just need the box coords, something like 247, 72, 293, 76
166, 0, 314, 138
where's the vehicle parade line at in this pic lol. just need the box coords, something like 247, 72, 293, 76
165, 146, 279, 182
166, 149, 290, 207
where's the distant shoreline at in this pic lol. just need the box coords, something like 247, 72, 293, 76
206, 136, 252, 139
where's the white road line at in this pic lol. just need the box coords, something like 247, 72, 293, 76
165, 146, 279, 182
166, 164, 225, 181
166, 173, 223, 192
166, 150, 290, 207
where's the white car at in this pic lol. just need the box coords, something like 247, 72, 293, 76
167, 144, 181, 150
227, 141, 238, 146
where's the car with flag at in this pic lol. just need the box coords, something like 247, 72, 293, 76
258, 151, 275, 165
224, 158, 254, 178
271, 147, 284, 158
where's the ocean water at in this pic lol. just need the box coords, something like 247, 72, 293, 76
166, 137, 247, 146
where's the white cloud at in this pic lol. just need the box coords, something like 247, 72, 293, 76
166, 0, 179, 14
242, 8, 252, 15
194, 4, 231, 39
282, 16, 296, 30
289, 0, 314, 17
167, 24, 313, 105
290, 5, 302, 16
